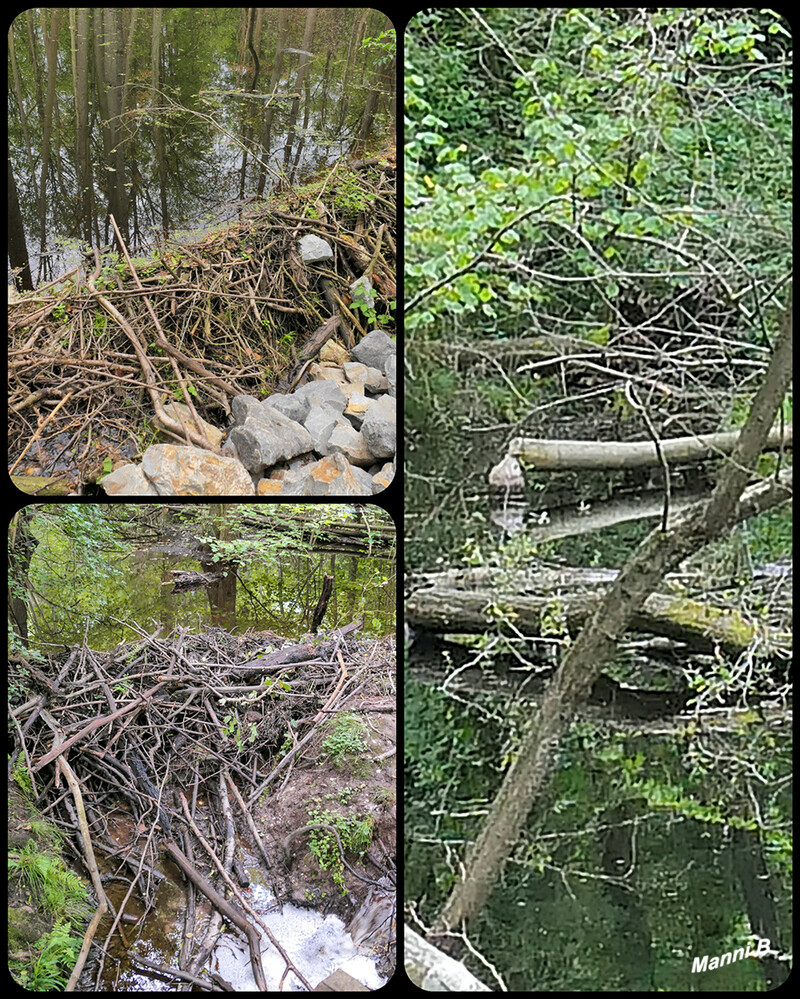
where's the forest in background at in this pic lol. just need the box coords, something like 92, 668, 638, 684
9, 503, 396, 653
9, 7, 395, 288
406, 6, 790, 565
405, 8, 791, 992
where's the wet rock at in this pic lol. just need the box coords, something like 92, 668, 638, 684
347, 876, 396, 981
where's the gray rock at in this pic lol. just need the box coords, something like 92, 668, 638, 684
372, 461, 395, 492
327, 421, 375, 467
298, 234, 333, 263
292, 379, 347, 412
385, 354, 396, 397
229, 408, 314, 475
351, 329, 396, 372
231, 394, 267, 423
343, 361, 387, 393
281, 454, 374, 496
262, 392, 307, 424
360, 395, 396, 459
303, 404, 345, 455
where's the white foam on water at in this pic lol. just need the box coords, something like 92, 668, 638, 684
210, 885, 386, 991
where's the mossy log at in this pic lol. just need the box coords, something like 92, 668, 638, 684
406, 564, 790, 657
11, 474, 73, 496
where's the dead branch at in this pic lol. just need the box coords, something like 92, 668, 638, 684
505, 424, 792, 471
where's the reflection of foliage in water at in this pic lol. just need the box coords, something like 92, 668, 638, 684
13, 504, 395, 653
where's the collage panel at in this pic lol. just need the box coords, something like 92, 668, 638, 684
8, 501, 397, 990
404, 7, 791, 993
8, 6, 400, 992
9, 8, 396, 499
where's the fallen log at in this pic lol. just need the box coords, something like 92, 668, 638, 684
505, 424, 792, 471
406, 562, 791, 657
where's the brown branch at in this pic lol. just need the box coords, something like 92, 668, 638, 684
32, 682, 167, 772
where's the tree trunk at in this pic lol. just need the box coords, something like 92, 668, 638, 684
431, 290, 792, 940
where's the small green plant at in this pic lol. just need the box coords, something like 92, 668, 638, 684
305, 807, 374, 893
9, 840, 91, 921
173, 383, 199, 402
12, 919, 84, 990
349, 296, 380, 330
373, 785, 395, 807
325, 783, 365, 805
220, 711, 257, 751
11, 755, 33, 796
321, 713, 369, 771
333, 172, 373, 215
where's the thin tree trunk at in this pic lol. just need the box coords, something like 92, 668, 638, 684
283, 8, 317, 173
431, 290, 793, 940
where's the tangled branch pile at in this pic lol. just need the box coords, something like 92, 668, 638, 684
9, 620, 396, 990
9, 155, 395, 488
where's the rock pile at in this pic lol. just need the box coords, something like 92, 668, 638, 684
101, 329, 396, 496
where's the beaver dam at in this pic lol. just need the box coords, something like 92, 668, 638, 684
8, 153, 396, 497
8, 621, 396, 991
